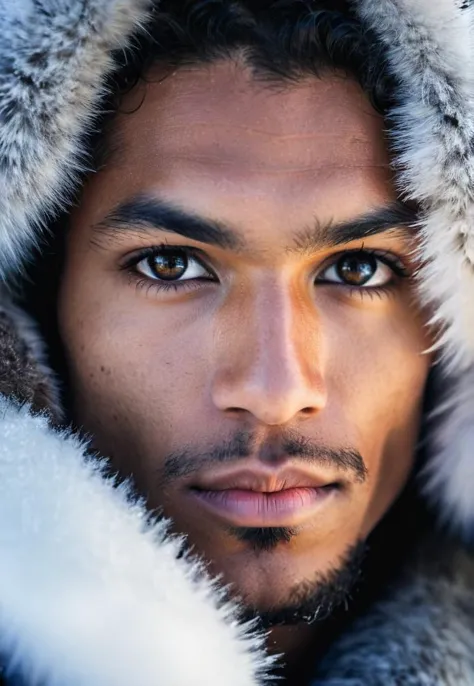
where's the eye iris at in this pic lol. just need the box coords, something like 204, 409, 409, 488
149, 251, 188, 280
337, 253, 376, 286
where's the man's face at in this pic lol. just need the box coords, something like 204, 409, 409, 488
58, 61, 431, 618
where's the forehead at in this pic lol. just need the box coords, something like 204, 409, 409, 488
79, 60, 395, 241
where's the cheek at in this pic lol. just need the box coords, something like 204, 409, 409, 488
322, 289, 430, 419
58, 278, 222, 468
321, 296, 431, 529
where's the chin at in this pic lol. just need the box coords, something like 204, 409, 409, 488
205, 534, 367, 628
172, 520, 366, 616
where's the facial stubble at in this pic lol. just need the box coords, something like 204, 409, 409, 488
236, 539, 367, 629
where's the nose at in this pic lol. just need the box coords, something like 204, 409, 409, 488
212, 281, 327, 426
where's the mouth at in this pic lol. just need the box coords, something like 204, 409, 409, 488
187, 466, 342, 527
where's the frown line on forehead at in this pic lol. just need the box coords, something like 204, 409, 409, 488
92, 194, 418, 253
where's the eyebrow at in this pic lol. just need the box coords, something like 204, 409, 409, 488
93, 195, 418, 252
291, 201, 418, 254
94, 195, 243, 250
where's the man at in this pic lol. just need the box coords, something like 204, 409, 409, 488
1, 0, 474, 684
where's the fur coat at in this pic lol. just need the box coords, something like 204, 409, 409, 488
1, 1, 474, 684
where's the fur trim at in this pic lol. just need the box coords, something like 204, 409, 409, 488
0, 398, 271, 686
0, 0, 152, 278
424, 368, 474, 537
0, 288, 62, 421
312, 539, 474, 685
354, 0, 474, 370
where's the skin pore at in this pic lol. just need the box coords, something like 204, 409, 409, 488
58, 60, 432, 677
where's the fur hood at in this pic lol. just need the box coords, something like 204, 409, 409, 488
1, 0, 474, 684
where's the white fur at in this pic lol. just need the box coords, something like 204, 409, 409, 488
424, 368, 474, 535
0, 397, 271, 686
0, 0, 152, 277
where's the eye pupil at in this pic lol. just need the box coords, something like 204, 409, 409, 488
149, 251, 188, 280
337, 253, 377, 286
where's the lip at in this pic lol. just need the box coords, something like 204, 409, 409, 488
188, 465, 341, 527
191, 486, 336, 527
191, 466, 337, 493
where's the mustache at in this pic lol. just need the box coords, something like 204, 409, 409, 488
161, 430, 368, 485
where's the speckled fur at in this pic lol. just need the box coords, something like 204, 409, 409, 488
312, 540, 474, 685
0, 0, 152, 275
0, 288, 61, 421
354, 0, 474, 370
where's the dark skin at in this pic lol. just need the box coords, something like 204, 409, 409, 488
58, 59, 432, 677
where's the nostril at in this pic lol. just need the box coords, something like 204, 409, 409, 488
224, 407, 249, 417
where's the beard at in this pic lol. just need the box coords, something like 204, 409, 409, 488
235, 539, 366, 629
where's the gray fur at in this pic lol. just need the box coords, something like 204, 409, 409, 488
0, 0, 152, 277
0, 288, 61, 421
354, 0, 474, 370
312, 541, 474, 685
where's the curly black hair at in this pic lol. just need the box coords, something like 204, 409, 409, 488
107, 0, 394, 116
83, 0, 396, 171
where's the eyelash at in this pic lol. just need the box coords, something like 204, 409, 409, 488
317, 248, 410, 298
122, 245, 216, 295
122, 245, 409, 298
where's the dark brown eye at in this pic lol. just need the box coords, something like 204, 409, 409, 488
148, 251, 188, 280
318, 251, 394, 288
336, 253, 377, 286
135, 249, 210, 282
